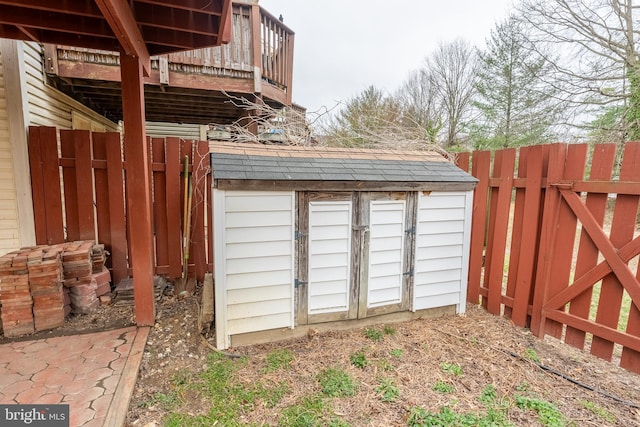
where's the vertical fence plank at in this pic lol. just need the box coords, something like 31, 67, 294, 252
27, 126, 48, 244
92, 132, 113, 267
40, 127, 65, 244
484, 149, 515, 315
165, 137, 183, 279
467, 150, 491, 305
530, 143, 567, 337
60, 130, 79, 241
456, 152, 470, 173
152, 138, 169, 272
544, 144, 588, 339
564, 144, 616, 349
509, 146, 545, 327
105, 132, 128, 285
504, 148, 528, 319
593, 142, 640, 361
74, 130, 96, 241
192, 140, 209, 281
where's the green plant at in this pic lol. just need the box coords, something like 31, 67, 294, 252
479, 384, 497, 405
432, 381, 454, 393
317, 368, 357, 397
375, 378, 400, 402
376, 358, 395, 372
523, 348, 541, 363
350, 351, 369, 369
328, 419, 351, 427
440, 362, 463, 376
140, 392, 181, 411
515, 381, 531, 392
583, 400, 615, 423
257, 381, 290, 408
389, 348, 404, 358
280, 394, 325, 427
515, 395, 567, 427
383, 325, 396, 335
264, 348, 295, 372
407, 406, 512, 427
364, 328, 383, 342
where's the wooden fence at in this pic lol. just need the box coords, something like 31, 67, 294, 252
27, 126, 213, 285
457, 142, 640, 373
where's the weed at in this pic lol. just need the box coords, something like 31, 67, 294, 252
515, 381, 531, 392
364, 328, 383, 342
479, 384, 497, 405
375, 377, 400, 402
440, 362, 463, 376
383, 325, 396, 335
407, 406, 512, 427
376, 358, 395, 372
515, 395, 567, 427
349, 351, 369, 369
583, 400, 615, 423
171, 369, 192, 387
523, 348, 541, 363
317, 368, 357, 397
432, 381, 454, 393
264, 348, 295, 372
328, 419, 351, 427
389, 348, 404, 358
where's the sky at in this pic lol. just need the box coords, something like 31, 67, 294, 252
260, 0, 515, 115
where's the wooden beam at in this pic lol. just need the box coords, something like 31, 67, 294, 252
218, 0, 232, 44
95, 0, 151, 76
120, 50, 155, 326
214, 179, 477, 192
136, 0, 224, 15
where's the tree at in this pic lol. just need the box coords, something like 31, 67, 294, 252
395, 69, 444, 144
472, 15, 561, 149
518, 0, 640, 140
426, 39, 477, 148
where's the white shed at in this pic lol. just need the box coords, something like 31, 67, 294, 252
211, 142, 477, 349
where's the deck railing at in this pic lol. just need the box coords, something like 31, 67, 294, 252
48, 2, 294, 104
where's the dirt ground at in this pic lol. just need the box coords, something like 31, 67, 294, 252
113, 291, 640, 427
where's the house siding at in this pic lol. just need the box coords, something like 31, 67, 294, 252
0, 47, 21, 255
146, 122, 204, 140
413, 191, 473, 313
214, 190, 295, 349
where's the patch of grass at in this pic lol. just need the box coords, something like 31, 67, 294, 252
389, 348, 404, 358
407, 406, 512, 427
383, 325, 396, 335
583, 400, 615, 423
364, 327, 383, 342
264, 348, 295, 372
328, 419, 351, 427
523, 348, 541, 363
479, 384, 497, 405
440, 362, 463, 376
317, 368, 357, 397
432, 381, 454, 394
349, 350, 369, 369
280, 394, 325, 427
140, 392, 181, 411
515, 395, 567, 427
257, 381, 290, 408
375, 377, 400, 402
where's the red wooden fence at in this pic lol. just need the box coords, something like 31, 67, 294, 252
457, 142, 640, 373
27, 126, 212, 285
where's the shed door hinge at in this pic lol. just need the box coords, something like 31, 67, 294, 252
403, 269, 414, 277
295, 230, 307, 240
295, 279, 308, 288
405, 226, 416, 235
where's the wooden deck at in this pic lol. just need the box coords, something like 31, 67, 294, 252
43, 1, 294, 125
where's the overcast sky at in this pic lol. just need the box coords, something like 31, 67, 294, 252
260, 0, 515, 114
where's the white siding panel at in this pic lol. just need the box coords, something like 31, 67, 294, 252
367, 200, 405, 308
413, 191, 472, 312
308, 201, 352, 315
145, 121, 201, 139
215, 190, 294, 349
0, 48, 20, 255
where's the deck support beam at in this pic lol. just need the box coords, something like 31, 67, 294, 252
121, 50, 155, 326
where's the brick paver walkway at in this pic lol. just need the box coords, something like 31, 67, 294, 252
0, 326, 149, 427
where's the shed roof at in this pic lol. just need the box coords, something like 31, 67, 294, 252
210, 142, 477, 192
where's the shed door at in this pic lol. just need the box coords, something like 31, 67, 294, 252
359, 194, 412, 317
302, 194, 358, 323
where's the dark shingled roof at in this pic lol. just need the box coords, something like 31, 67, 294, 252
209, 142, 477, 188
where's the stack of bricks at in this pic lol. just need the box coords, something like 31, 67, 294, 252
0, 249, 34, 337
27, 246, 65, 332
63, 241, 100, 314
